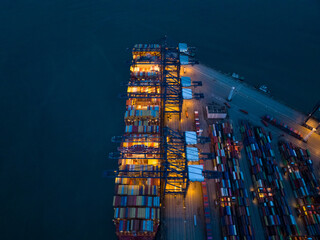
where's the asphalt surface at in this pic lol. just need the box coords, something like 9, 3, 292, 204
162, 99, 206, 240
184, 182, 206, 240
162, 195, 186, 240
182, 100, 206, 240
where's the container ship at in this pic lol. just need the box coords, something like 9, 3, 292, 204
113, 44, 162, 240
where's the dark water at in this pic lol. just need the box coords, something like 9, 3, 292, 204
0, 1, 319, 239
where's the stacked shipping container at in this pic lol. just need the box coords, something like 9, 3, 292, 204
279, 141, 320, 236
198, 152, 213, 240
209, 121, 255, 240
240, 122, 300, 239
113, 44, 162, 240
263, 115, 303, 140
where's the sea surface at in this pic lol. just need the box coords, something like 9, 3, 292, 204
0, 1, 319, 239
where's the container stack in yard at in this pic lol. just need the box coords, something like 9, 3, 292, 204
263, 115, 303, 140
201, 180, 213, 240
279, 141, 320, 237
113, 44, 162, 240
209, 121, 255, 240
240, 121, 300, 239
198, 142, 214, 240
287, 237, 318, 240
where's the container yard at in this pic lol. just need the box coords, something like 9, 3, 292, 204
240, 122, 300, 239
209, 121, 255, 240
110, 41, 320, 240
278, 141, 320, 237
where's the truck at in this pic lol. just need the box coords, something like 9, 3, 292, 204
239, 109, 248, 114
261, 119, 269, 127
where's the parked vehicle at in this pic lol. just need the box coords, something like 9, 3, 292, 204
261, 119, 269, 127
239, 109, 248, 114
194, 111, 201, 135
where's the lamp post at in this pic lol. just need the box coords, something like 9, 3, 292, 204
227, 87, 235, 102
